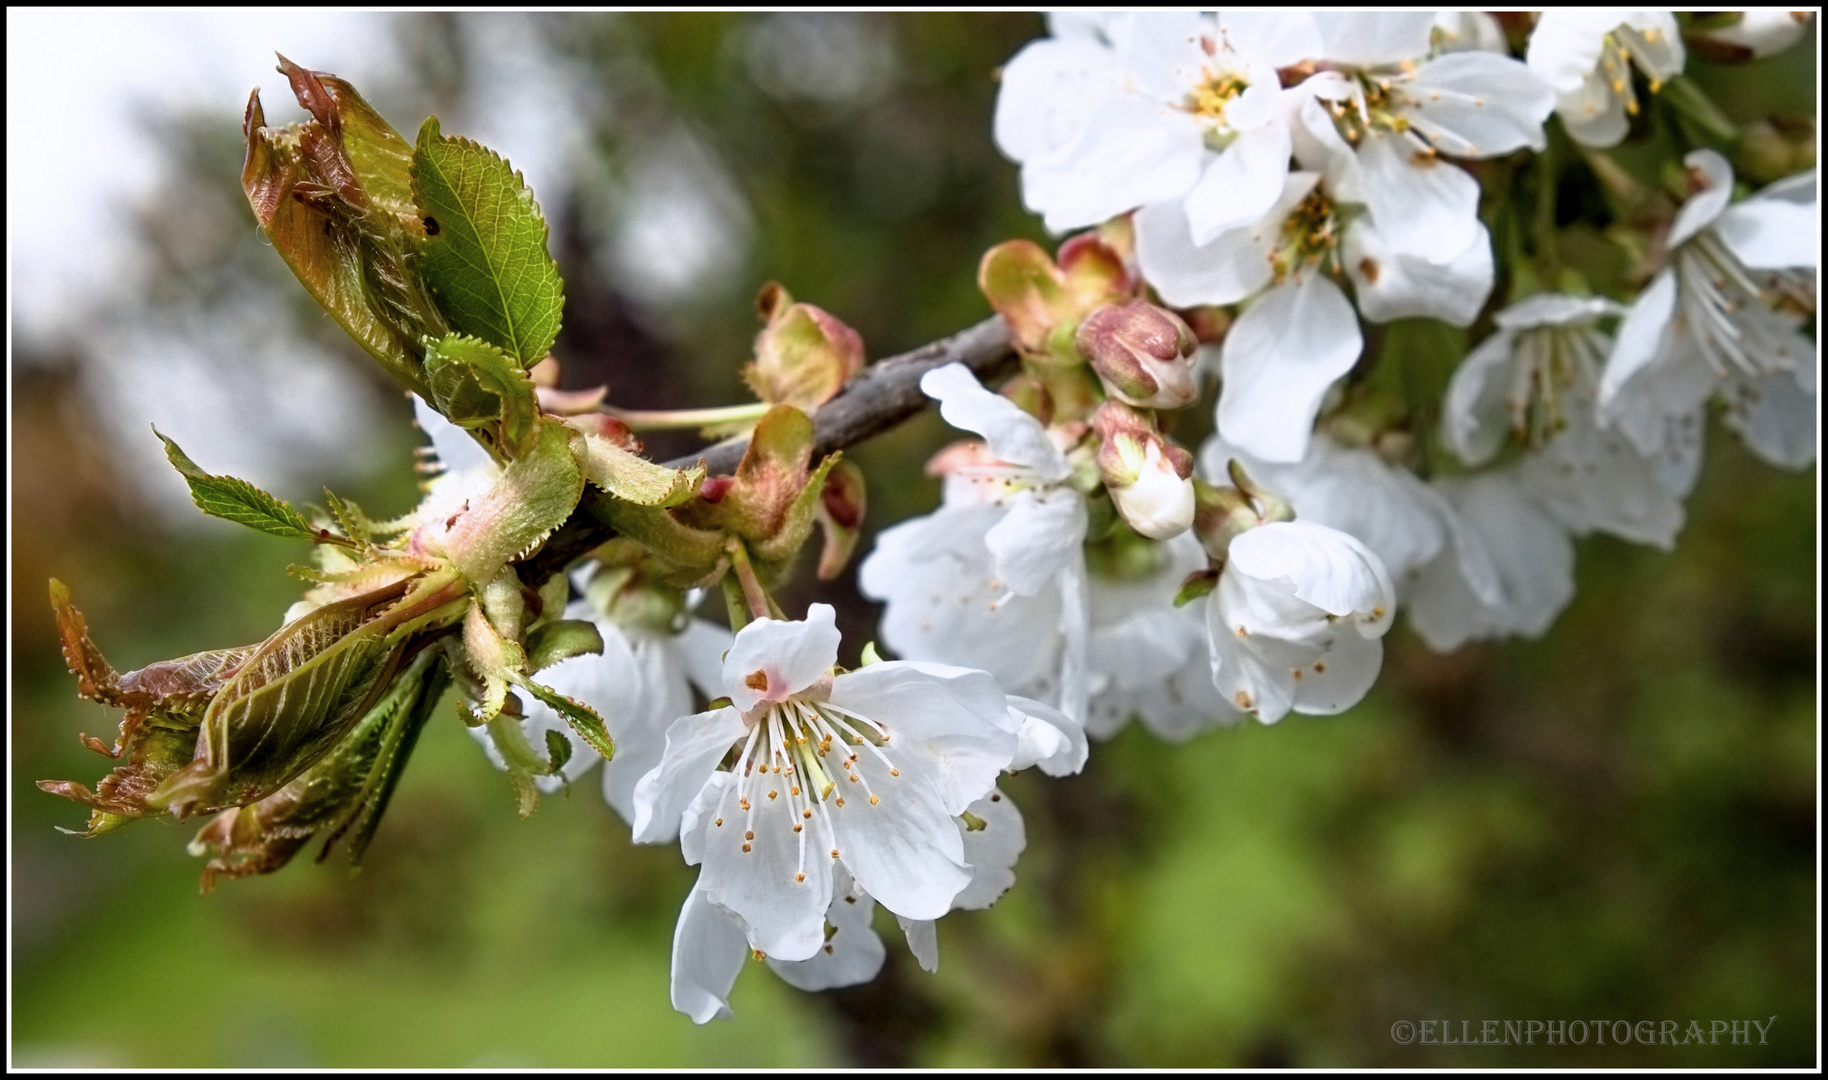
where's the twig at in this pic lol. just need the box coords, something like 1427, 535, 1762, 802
519, 314, 1017, 586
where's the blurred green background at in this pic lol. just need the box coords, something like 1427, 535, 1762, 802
9, 13, 1817, 1067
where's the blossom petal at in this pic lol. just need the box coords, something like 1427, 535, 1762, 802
1031, 94, 1206, 232
1724, 365, 1818, 469
670, 885, 749, 1025
1228, 520, 1396, 629
1713, 201, 1819, 271
767, 864, 887, 992
699, 768, 834, 962
953, 787, 1027, 910
896, 916, 940, 973
1519, 401, 1686, 550
1358, 130, 1482, 265
1217, 277, 1362, 464
1313, 11, 1434, 66
985, 488, 1088, 597
1220, 11, 1323, 68
1401, 52, 1553, 157
1118, 11, 1209, 102
1407, 472, 1576, 650
1344, 216, 1493, 327
860, 505, 1066, 695
631, 706, 747, 844
921, 363, 1072, 481
1667, 149, 1736, 248
1184, 122, 1291, 244
723, 604, 842, 712
1134, 172, 1315, 307
1599, 269, 1678, 412
1006, 695, 1088, 776
1441, 330, 1520, 467
1205, 592, 1299, 722
827, 745, 972, 922
1289, 628, 1384, 715
993, 38, 1127, 167
412, 392, 496, 476
828, 661, 1019, 814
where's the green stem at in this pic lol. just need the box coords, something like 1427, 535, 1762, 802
1533, 129, 1562, 281
1660, 74, 1741, 146
603, 401, 772, 432
724, 539, 775, 621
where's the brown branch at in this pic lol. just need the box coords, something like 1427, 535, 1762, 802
520, 314, 1017, 585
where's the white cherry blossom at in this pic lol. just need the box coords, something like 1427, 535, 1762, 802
1137, 153, 1493, 464
1527, 10, 1684, 147
994, 12, 1320, 237
1687, 11, 1813, 61
1083, 531, 1242, 742
1205, 519, 1396, 723
1406, 470, 1577, 653
670, 786, 1027, 1021
1199, 431, 1454, 593
1444, 293, 1687, 549
632, 604, 1021, 966
1432, 11, 1509, 55
1301, 13, 1553, 264
858, 363, 1092, 720
1601, 151, 1818, 472
467, 598, 730, 825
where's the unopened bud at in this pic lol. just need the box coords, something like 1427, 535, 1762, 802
1738, 116, 1816, 185
814, 459, 867, 581
1190, 461, 1295, 563
1092, 402, 1194, 540
744, 283, 865, 413
1077, 302, 1199, 409
980, 235, 1133, 358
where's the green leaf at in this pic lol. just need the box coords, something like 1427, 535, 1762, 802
543, 729, 573, 776
485, 713, 545, 817
411, 118, 564, 366
150, 572, 470, 818
526, 619, 605, 673
423, 333, 538, 458
516, 676, 614, 761
242, 73, 446, 399
572, 426, 707, 507
156, 429, 322, 542
188, 649, 448, 888
441, 419, 584, 587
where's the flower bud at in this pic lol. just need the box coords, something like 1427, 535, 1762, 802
1190, 460, 1294, 564
1737, 116, 1816, 185
1077, 302, 1200, 409
743, 283, 865, 413
1092, 402, 1194, 540
979, 235, 1132, 358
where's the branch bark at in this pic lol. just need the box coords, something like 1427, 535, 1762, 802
521, 314, 1016, 585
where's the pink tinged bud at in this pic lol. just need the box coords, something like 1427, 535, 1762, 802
979, 240, 1073, 354
1057, 231, 1133, 306
814, 459, 867, 581
979, 234, 1133, 358
743, 283, 866, 412
1092, 402, 1194, 540
1077, 302, 1200, 409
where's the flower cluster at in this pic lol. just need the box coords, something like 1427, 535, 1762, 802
39, 13, 1816, 1030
